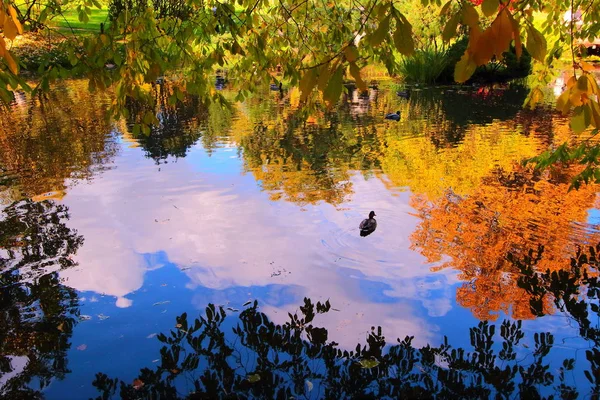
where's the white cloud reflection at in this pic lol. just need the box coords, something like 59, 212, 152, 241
60, 144, 460, 347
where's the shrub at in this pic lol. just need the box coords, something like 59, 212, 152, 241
398, 46, 450, 84
438, 36, 532, 84
108, 0, 191, 21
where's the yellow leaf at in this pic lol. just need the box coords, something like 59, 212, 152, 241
488, 9, 512, 61
317, 65, 331, 91
470, 28, 494, 65
590, 101, 600, 128
526, 26, 547, 62
393, 16, 414, 56
507, 12, 522, 60
481, 0, 498, 17
566, 75, 577, 89
462, 3, 479, 29
577, 75, 590, 94
369, 15, 390, 47
569, 90, 583, 107
3, 50, 17, 74
8, 6, 23, 34
454, 52, 477, 83
581, 60, 594, 73
585, 74, 600, 95
440, 1, 452, 16
344, 46, 358, 63
4, 19, 17, 40
299, 69, 318, 102
0, 36, 5, 58
443, 12, 461, 42
556, 90, 571, 114
349, 62, 367, 91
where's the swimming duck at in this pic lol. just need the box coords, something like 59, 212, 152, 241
397, 90, 410, 99
359, 211, 377, 237
385, 111, 401, 121
270, 82, 283, 91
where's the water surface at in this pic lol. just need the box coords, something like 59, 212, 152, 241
1, 80, 599, 398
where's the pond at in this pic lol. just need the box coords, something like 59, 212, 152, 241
1, 79, 600, 398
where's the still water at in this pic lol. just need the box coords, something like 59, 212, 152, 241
1, 79, 599, 398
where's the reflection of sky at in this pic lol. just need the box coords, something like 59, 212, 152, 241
46, 136, 591, 397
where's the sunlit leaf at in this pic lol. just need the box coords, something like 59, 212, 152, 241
443, 13, 461, 42
571, 106, 590, 133
370, 15, 390, 46
526, 26, 547, 62
454, 52, 476, 83
359, 357, 380, 369
481, 0, 498, 17
462, 3, 479, 28
344, 46, 358, 63
349, 62, 367, 91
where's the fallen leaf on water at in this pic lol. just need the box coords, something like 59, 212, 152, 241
153, 301, 170, 306
170, 369, 180, 374
175, 324, 182, 328
243, 301, 252, 306
97, 314, 110, 320
57, 323, 64, 332
305, 380, 314, 392
247, 373, 261, 383
132, 379, 144, 390
79, 315, 92, 321
147, 333, 157, 339
77, 344, 87, 351
359, 358, 380, 369
152, 359, 160, 363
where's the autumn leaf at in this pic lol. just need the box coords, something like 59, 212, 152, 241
349, 62, 367, 91
526, 26, 547, 62
369, 15, 390, 46
443, 13, 461, 42
344, 46, 358, 63
481, 0, 498, 17
132, 379, 144, 390
299, 69, 318, 102
454, 52, 477, 83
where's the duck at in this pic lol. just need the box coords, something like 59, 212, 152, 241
359, 211, 377, 237
397, 90, 410, 99
270, 82, 283, 91
385, 111, 401, 121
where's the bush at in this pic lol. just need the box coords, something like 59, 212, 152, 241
108, 0, 191, 21
398, 46, 450, 84
438, 36, 532, 84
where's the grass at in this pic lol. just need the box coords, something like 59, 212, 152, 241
398, 47, 450, 85
52, 7, 109, 32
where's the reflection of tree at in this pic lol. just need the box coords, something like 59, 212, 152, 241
125, 83, 210, 163
411, 167, 600, 320
0, 82, 117, 202
0, 200, 82, 398
91, 296, 593, 399
237, 102, 384, 206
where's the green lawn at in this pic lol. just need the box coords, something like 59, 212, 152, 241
52, 7, 109, 32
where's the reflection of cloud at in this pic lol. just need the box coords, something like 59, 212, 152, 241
60, 145, 461, 347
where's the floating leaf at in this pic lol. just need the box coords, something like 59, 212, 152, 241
243, 300, 253, 306
359, 357, 380, 369
247, 373, 261, 383
305, 380, 314, 392
77, 344, 87, 351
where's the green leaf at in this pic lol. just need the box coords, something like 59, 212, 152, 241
349, 62, 367, 91
571, 106, 591, 133
393, 17, 415, 56
481, 0, 498, 17
299, 69, 318, 102
344, 46, 359, 63
323, 66, 344, 105
526, 26, 547, 62
443, 13, 461, 42
370, 15, 390, 47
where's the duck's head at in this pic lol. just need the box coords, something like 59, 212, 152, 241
396, 111, 401, 115
369, 211, 376, 218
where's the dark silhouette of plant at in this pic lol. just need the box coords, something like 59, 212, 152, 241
91, 296, 592, 399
